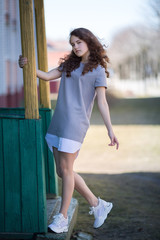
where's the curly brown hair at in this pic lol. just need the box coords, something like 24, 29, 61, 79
58, 28, 110, 77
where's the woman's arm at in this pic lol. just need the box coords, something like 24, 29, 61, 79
18, 55, 62, 81
37, 68, 62, 81
96, 87, 119, 150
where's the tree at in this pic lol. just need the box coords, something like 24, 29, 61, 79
148, 0, 160, 31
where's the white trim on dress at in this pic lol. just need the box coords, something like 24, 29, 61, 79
45, 133, 82, 154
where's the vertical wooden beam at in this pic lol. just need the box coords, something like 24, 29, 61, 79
34, 0, 51, 108
19, 0, 39, 119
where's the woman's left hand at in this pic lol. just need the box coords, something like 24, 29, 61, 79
18, 55, 28, 68
108, 130, 119, 150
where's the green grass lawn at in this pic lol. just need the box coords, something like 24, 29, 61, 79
91, 95, 160, 125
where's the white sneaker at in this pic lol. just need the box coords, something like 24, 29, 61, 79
89, 197, 113, 228
48, 213, 68, 233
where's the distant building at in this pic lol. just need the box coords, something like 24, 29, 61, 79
47, 39, 70, 93
0, 0, 23, 107
0, 0, 70, 108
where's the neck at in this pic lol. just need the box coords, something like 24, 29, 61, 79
81, 51, 90, 63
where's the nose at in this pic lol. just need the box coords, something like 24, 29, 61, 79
74, 43, 78, 50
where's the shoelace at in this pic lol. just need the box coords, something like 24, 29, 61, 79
89, 206, 95, 215
89, 197, 100, 215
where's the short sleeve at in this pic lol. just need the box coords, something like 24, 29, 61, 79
58, 63, 64, 72
94, 67, 107, 88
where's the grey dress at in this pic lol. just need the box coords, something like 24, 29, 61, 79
47, 62, 107, 146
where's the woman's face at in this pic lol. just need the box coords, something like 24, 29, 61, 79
70, 35, 90, 59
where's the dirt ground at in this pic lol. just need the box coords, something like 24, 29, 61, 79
72, 172, 160, 240
69, 97, 160, 240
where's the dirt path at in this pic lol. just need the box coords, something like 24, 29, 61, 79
72, 172, 160, 240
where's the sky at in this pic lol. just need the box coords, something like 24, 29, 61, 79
44, 0, 149, 45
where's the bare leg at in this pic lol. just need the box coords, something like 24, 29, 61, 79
54, 150, 77, 218
53, 148, 98, 214
74, 172, 98, 207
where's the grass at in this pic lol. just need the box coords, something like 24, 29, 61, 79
91, 94, 160, 125
53, 95, 160, 240
74, 125, 160, 174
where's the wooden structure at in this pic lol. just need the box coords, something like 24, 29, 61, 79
0, 114, 47, 233
0, 0, 58, 236
34, 0, 51, 108
19, 0, 39, 119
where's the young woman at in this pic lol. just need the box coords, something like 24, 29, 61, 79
19, 27, 119, 234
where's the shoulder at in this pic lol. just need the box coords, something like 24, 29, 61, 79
96, 65, 105, 72
86, 65, 105, 76
95, 65, 106, 77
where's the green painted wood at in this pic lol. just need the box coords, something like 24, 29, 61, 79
3, 118, 21, 232
0, 108, 25, 117
35, 120, 47, 232
0, 232, 33, 239
45, 110, 58, 195
0, 108, 58, 196
19, 119, 39, 233
0, 113, 48, 233
0, 119, 4, 231
39, 110, 49, 193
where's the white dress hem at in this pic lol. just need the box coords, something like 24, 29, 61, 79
45, 133, 82, 154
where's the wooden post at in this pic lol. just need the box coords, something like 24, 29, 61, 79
34, 0, 51, 108
19, 0, 39, 119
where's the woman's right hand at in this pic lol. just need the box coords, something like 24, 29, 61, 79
18, 55, 28, 68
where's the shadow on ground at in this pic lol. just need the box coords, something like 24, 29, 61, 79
71, 172, 160, 240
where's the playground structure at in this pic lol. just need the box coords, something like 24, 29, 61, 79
0, 0, 59, 237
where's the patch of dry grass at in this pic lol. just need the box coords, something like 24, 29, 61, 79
74, 125, 160, 174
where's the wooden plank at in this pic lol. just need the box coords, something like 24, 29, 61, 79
19, 119, 38, 232
19, 0, 39, 119
0, 119, 4, 231
0, 108, 25, 118
3, 118, 21, 232
35, 120, 47, 232
34, 0, 51, 108
39, 109, 49, 193
0, 108, 23, 114
0, 232, 33, 239
0, 114, 24, 119
0, 108, 19, 117
45, 110, 58, 195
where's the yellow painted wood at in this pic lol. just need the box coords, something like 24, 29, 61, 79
19, 0, 39, 119
34, 0, 51, 108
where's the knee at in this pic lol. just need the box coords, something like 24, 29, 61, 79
56, 167, 71, 178
58, 155, 74, 177
56, 169, 62, 178
59, 161, 73, 176
60, 166, 73, 176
